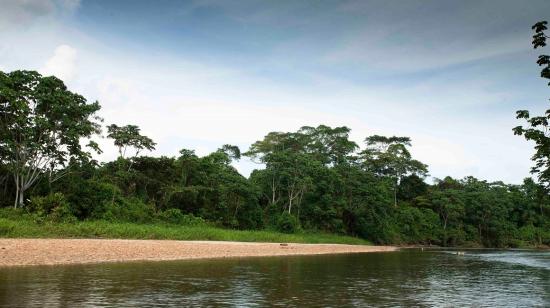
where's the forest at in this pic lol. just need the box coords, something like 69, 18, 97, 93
0, 70, 548, 247
1, 21, 550, 248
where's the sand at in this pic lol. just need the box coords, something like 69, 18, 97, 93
0, 239, 397, 267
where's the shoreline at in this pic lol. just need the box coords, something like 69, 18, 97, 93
0, 239, 397, 267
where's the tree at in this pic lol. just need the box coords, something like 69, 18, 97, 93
247, 131, 300, 209
246, 127, 342, 215
0, 70, 101, 208
428, 187, 464, 246
362, 135, 428, 206
398, 174, 429, 201
219, 144, 241, 161
106, 124, 156, 170
514, 21, 550, 188
298, 125, 358, 166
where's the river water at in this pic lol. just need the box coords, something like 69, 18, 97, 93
0, 249, 548, 307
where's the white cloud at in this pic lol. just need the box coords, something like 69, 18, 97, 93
40, 44, 77, 82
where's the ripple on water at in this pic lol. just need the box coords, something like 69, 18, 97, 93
0, 250, 548, 307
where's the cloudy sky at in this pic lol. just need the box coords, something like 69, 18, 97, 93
1, 0, 549, 183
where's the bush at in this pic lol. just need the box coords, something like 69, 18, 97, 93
233, 202, 264, 230
276, 212, 300, 233
49, 204, 77, 223
27, 193, 76, 223
516, 225, 550, 247
395, 206, 441, 245
65, 180, 122, 220
155, 208, 206, 226
101, 197, 154, 223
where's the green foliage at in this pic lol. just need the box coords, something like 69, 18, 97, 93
155, 209, 206, 226
28, 193, 76, 223
0, 122, 547, 247
101, 197, 154, 223
395, 206, 440, 244
276, 212, 300, 233
362, 135, 428, 206
398, 174, 429, 201
0, 211, 369, 245
107, 124, 156, 159
514, 21, 550, 188
48, 173, 123, 220
0, 70, 101, 207
516, 224, 550, 246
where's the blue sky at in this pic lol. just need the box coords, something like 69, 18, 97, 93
1, 0, 549, 183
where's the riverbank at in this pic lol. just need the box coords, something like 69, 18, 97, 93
0, 239, 397, 266
0, 216, 369, 245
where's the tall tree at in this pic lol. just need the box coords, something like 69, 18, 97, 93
246, 131, 303, 209
106, 124, 156, 170
298, 125, 358, 166
362, 135, 428, 206
428, 186, 465, 246
246, 127, 326, 214
0, 70, 101, 207
514, 21, 550, 188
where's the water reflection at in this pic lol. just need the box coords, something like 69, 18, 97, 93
0, 250, 548, 307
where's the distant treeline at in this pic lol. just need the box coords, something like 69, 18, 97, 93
0, 121, 548, 246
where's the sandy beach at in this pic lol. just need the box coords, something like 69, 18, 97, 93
0, 239, 397, 266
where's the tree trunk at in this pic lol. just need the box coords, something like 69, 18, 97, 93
14, 179, 19, 209
13, 174, 24, 208
14, 184, 25, 208
18, 190, 24, 207
288, 197, 293, 214
271, 178, 276, 205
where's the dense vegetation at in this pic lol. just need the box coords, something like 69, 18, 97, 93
0, 22, 549, 248
0, 116, 548, 247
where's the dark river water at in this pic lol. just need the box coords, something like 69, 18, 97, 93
0, 249, 548, 307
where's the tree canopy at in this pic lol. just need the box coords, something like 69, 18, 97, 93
514, 21, 550, 188
107, 124, 156, 159
0, 70, 101, 207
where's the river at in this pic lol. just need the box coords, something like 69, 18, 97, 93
0, 249, 548, 307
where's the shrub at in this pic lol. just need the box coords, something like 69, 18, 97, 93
517, 225, 550, 247
395, 206, 441, 245
156, 209, 206, 226
65, 180, 122, 220
156, 208, 185, 224
101, 197, 154, 223
276, 212, 300, 233
49, 204, 77, 223
233, 202, 264, 230
27, 193, 76, 223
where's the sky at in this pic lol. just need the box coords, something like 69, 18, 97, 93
1, 0, 549, 183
